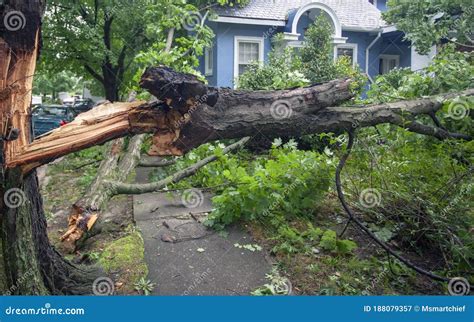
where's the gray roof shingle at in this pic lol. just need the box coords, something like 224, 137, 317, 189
214, 0, 385, 30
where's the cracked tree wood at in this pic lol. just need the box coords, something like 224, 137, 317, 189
59, 137, 250, 252
60, 135, 145, 252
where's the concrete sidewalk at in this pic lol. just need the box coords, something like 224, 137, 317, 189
133, 168, 272, 295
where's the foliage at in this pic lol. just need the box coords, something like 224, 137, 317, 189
334, 56, 368, 96
384, 0, 474, 55
347, 46, 474, 275
319, 230, 337, 251
134, 277, 156, 296
345, 127, 473, 273
251, 267, 291, 296
150, 140, 250, 188
33, 70, 83, 101
237, 46, 309, 90
364, 44, 474, 137
42, 0, 152, 99
366, 45, 474, 102
300, 15, 337, 83
133, 1, 214, 83
206, 140, 335, 229
237, 18, 366, 93
41, 0, 239, 100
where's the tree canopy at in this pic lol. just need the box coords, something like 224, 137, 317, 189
40, 0, 244, 101
384, 0, 474, 54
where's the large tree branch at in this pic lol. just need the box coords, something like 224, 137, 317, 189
60, 134, 145, 251
83, 63, 105, 84
6, 67, 473, 174
108, 137, 249, 195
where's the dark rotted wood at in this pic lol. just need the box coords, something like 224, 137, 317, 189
140, 66, 219, 113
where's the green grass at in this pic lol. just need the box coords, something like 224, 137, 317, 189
98, 229, 148, 294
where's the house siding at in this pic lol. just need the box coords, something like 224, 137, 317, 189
342, 31, 379, 79
376, 0, 388, 12
200, 22, 279, 87
379, 32, 412, 69
197, 1, 417, 88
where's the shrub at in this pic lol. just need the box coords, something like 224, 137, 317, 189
300, 15, 337, 83
205, 140, 335, 229
237, 46, 309, 90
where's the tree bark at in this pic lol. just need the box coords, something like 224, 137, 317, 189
1, 0, 100, 295
7, 70, 356, 172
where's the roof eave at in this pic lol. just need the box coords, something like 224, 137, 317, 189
210, 16, 286, 26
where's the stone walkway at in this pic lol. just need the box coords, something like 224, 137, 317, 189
133, 168, 272, 295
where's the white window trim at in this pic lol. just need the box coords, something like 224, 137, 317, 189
204, 47, 213, 76
334, 43, 358, 66
234, 36, 264, 86
379, 54, 400, 73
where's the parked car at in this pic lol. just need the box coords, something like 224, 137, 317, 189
32, 105, 75, 138
71, 98, 95, 116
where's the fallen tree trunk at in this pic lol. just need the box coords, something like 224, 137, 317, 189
7, 71, 355, 173
7, 67, 473, 174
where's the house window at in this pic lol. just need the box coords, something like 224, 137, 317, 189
379, 54, 400, 74
204, 47, 213, 76
334, 44, 358, 66
234, 36, 264, 79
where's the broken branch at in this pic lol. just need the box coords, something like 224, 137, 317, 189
107, 137, 250, 195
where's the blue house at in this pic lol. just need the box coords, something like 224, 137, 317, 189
198, 0, 437, 88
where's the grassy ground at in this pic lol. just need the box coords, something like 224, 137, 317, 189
246, 195, 443, 295
98, 228, 148, 294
